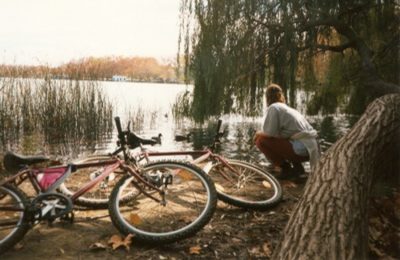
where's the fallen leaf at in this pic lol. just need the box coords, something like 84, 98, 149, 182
108, 234, 134, 251
89, 242, 107, 251
59, 248, 65, 254
189, 245, 202, 255
262, 241, 272, 257
262, 181, 272, 189
177, 170, 193, 180
130, 213, 142, 225
108, 235, 122, 248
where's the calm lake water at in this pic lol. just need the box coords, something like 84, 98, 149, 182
1, 81, 357, 169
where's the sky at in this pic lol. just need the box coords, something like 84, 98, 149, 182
0, 0, 181, 66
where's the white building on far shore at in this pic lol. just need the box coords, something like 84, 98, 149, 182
112, 75, 128, 81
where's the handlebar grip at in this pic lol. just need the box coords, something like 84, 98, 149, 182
114, 117, 126, 146
216, 119, 223, 133
114, 117, 123, 135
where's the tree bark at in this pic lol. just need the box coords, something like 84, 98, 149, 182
273, 94, 400, 259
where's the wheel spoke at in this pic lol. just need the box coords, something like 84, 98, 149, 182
208, 160, 282, 209
109, 161, 217, 243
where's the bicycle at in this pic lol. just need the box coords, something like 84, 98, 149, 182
136, 119, 282, 210
0, 117, 217, 253
62, 119, 282, 210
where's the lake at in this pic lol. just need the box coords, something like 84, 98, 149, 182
0, 80, 357, 170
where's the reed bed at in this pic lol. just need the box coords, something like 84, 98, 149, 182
126, 106, 165, 133
0, 77, 113, 150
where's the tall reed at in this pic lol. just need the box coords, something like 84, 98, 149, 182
126, 106, 165, 133
0, 77, 113, 151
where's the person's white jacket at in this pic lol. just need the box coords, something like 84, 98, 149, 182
291, 130, 320, 171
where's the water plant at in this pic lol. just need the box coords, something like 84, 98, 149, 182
0, 76, 113, 152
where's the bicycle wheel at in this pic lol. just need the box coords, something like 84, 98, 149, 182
109, 161, 217, 244
0, 184, 30, 254
59, 156, 137, 209
208, 159, 282, 210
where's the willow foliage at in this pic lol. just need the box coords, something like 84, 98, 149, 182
179, 0, 399, 121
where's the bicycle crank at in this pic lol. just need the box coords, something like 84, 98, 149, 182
31, 193, 73, 222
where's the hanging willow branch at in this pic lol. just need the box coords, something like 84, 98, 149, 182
178, 0, 399, 122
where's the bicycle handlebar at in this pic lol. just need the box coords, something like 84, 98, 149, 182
114, 117, 123, 135
114, 116, 126, 146
210, 119, 225, 150
215, 119, 224, 139
114, 116, 159, 151
216, 119, 222, 134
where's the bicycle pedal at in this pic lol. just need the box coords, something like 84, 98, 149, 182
60, 212, 75, 224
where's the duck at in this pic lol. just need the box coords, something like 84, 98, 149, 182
174, 132, 192, 142
151, 133, 163, 144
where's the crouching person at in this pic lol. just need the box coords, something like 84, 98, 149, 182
254, 84, 320, 179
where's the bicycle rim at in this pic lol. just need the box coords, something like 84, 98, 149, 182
208, 160, 282, 209
0, 185, 29, 253
109, 161, 217, 243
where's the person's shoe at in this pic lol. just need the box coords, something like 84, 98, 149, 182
292, 162, 305, 175
276, 162, 296, 180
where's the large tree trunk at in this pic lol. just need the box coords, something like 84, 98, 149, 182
273, 94, 400, 259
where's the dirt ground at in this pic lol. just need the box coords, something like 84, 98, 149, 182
1, 180, 302, 260
2, 180, 398, 259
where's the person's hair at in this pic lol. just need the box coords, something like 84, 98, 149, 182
266, 83, 286, 106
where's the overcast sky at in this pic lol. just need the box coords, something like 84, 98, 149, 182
0, 0, 181, 66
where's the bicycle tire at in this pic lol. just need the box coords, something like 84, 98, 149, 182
208, 159, 282, 210
109, 161, 217, 244
59, 156, 137, 209
0, 184, 31, 254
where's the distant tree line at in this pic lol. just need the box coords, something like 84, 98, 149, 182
0, 56, 183, 83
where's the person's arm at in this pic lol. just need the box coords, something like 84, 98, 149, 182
254, 105, 281, 142
263, 106, 280, 137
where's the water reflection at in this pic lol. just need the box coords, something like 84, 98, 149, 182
319, 116, 338, 143
0, 81, 359, 165
0, 78, 113, 156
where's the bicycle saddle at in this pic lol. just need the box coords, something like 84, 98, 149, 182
3, 151, 50, 172
127, 132, 157, 149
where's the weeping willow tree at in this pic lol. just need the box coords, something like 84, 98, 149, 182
178, 1, 268, 122
178, 0, 399, 121
179, 1, 400, 258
